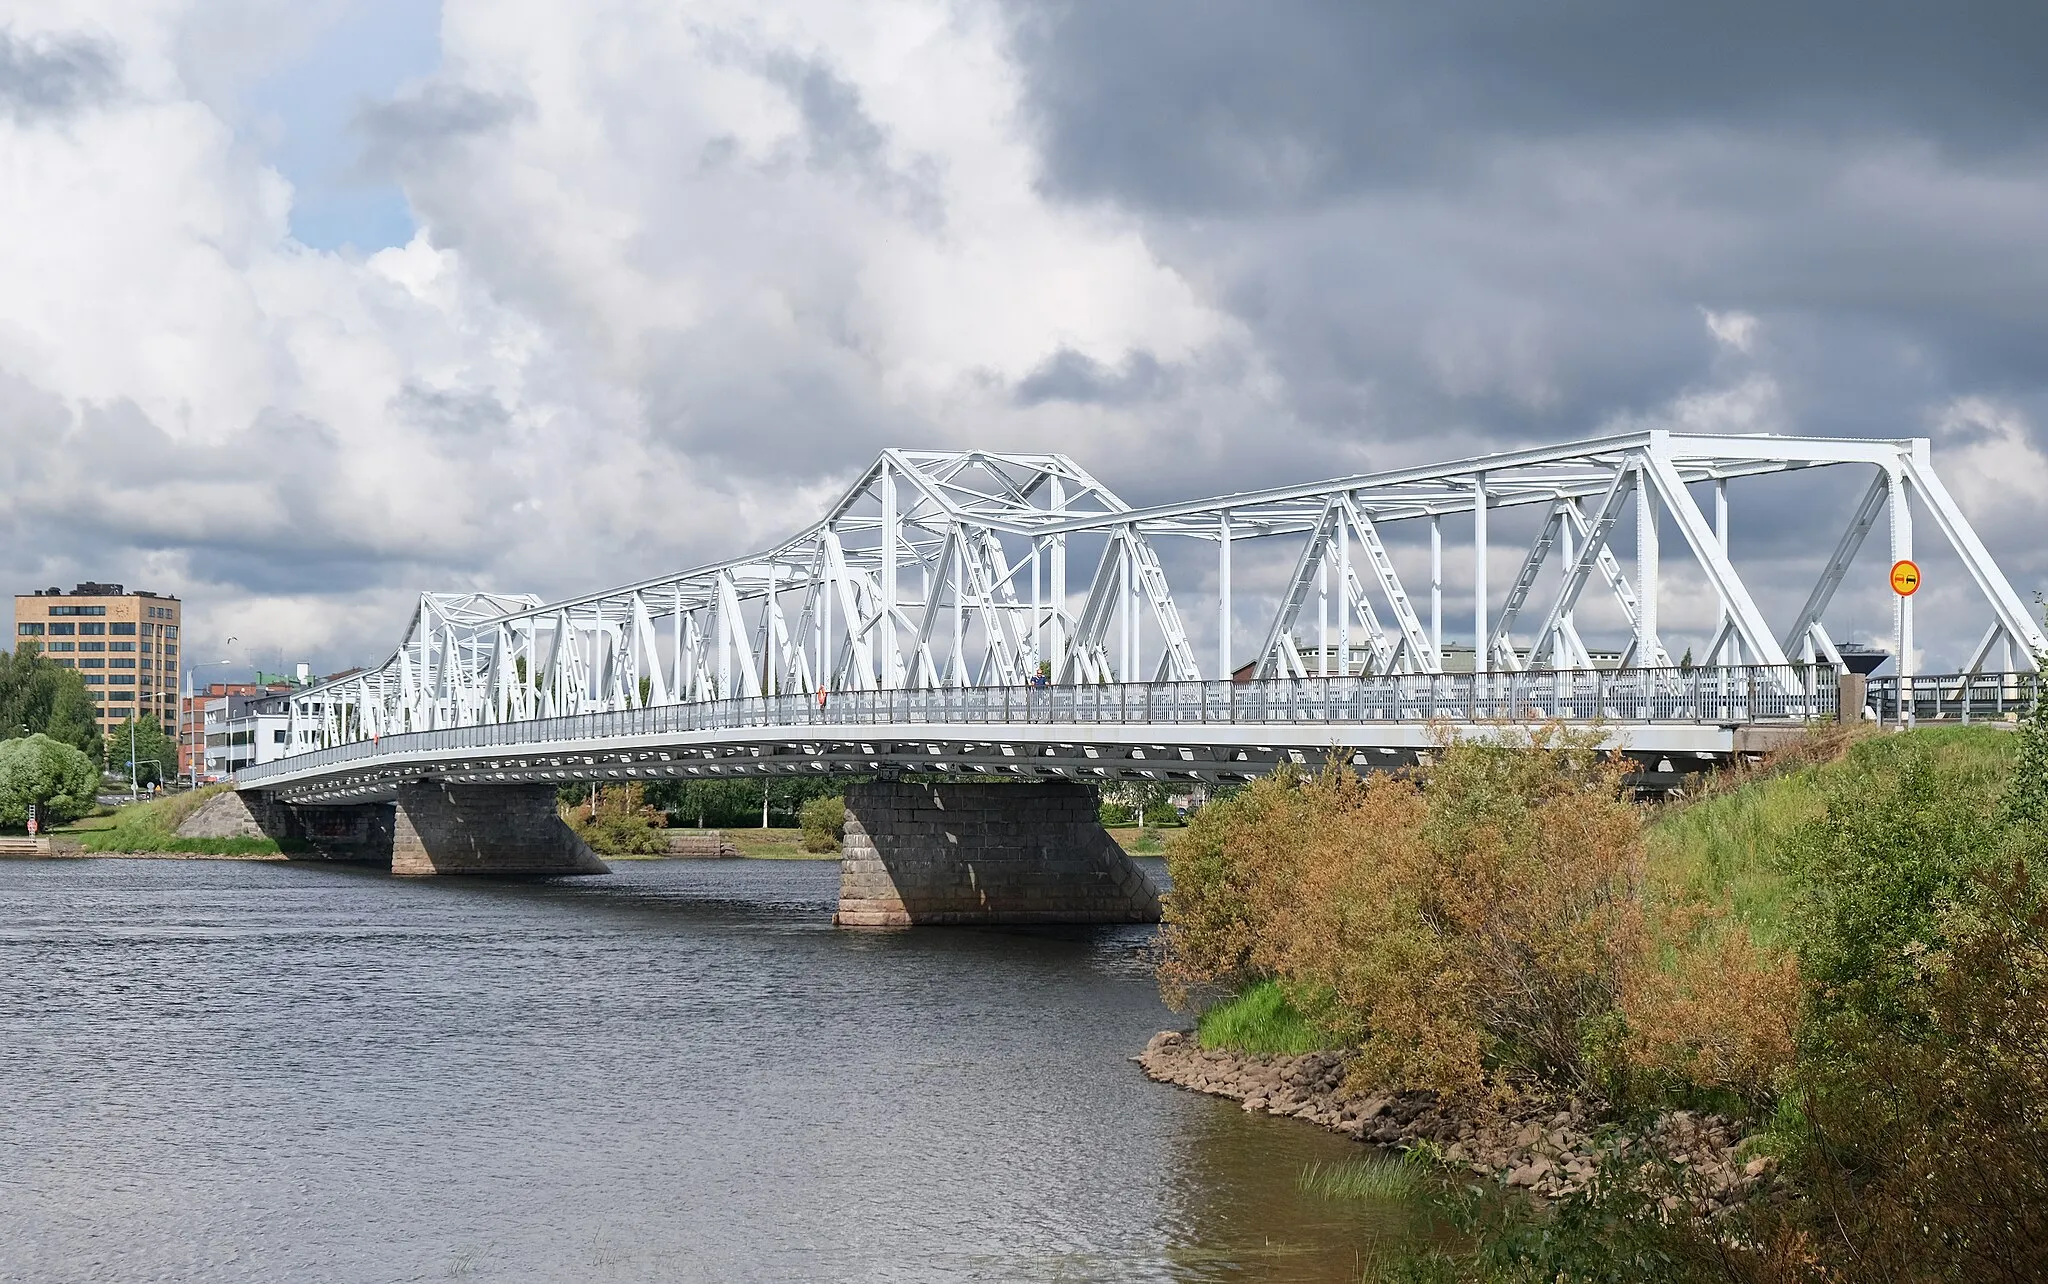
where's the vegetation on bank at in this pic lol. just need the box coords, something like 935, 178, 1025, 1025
0, 642, 104, 766
563, 782, 671, 854
70, 784, 301, 855
0, 734, 102, 828
1197, 980, 1334, 1055
1163, 705, 2048, 1282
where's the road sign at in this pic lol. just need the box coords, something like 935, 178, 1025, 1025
1890, 559, 1922, 596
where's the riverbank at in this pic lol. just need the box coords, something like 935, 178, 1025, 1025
1137, 1032, 1771, 1211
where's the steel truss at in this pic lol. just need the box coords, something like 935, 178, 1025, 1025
282, 432, 2044, 754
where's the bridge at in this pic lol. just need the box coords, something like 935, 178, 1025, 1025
227, 430, 2044, 923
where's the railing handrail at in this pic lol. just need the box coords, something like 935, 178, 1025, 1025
223, 664, 1902, 787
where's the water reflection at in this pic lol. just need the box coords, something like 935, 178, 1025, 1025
0, 858, 1438, 1282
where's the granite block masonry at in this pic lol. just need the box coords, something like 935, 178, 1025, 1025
389, 781, 609, 876
835, 780, 1161, 926
204, 783, 607, 875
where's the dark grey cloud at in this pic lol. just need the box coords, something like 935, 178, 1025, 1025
0, 29, 116, 122
1011, 1, 2048, 212
991, 0, 2048, 665
355, 82, 529, 175
1015, 348, 1178, 407
763, 53, 888, 173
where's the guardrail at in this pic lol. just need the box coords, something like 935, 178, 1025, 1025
1867, 672, 2041, 724
235, 665, 1844, 787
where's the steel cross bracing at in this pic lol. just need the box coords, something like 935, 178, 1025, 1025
272, 433, 2044, 765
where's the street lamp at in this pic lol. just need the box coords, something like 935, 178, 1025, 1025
183, 638, 237, 790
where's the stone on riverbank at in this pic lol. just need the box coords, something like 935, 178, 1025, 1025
1136, 1030, 1771, 1210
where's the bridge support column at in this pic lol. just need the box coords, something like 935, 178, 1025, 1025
391, 782, 609, 877
835, 781, 1161, 926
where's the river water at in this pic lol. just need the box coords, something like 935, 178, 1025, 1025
1, 858, 1436, 1282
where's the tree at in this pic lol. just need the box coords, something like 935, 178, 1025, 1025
106, 715, 179, 787
0, 733, 101, 826
0, 642, 105, 765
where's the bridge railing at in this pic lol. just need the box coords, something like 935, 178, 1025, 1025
1866, 672, 2041, 724
235, 665, 1852, 787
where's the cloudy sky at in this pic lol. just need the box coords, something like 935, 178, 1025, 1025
3, 0, 2045, 678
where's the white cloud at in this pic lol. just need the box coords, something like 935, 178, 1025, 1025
0, 0, 1250, 672
1702, 308, 1758, 354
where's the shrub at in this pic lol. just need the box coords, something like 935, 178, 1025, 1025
1162, 727, 1646, 1101
1766, 864, 2048, 1282
567, 783, 670, 855
800, 795, 845, 853
0, 733, 101, 826
1776, 733, 2008, 1031
1142, 802, 1180, 827
1098, 802, 1136, 826
1618, 909, 1800, 1110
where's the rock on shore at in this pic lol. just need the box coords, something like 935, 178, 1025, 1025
1137, 1031, 1774, 1208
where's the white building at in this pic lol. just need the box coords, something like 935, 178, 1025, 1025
201, 691, 294, 778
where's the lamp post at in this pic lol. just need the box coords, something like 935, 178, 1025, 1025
183, 639, 237, 789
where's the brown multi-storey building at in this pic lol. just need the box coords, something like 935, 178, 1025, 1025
13, 583, 182, 737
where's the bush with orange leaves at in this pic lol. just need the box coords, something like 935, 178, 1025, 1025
1164, 725, 1673, 1101
1614, 907, 1800, 1110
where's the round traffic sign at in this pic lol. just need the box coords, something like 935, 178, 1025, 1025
1890, 559, 1922, 596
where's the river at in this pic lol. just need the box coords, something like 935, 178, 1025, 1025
1, 858, 1437, 1282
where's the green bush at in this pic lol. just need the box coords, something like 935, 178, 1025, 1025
567, 783, 670, 855
1776, 732, 2012, 1030
0, 733, 101, 826
1142, 802, 1180, 827
1099, 802, 1136, 826
800, 795, 845, 853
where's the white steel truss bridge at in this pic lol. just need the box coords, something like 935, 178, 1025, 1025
237, 430, 2044, 802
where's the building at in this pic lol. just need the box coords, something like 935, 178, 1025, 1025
13, 583, 182, 737
200, 690, 294, 778
181, 682, 268, 780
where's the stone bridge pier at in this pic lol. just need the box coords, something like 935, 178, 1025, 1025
835, 780, 1162, 926
217, 782, 608, 876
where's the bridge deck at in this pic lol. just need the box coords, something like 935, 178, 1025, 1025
237, 668, 1863, 801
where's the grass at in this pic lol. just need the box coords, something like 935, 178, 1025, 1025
1197, 979, 1336, 1054
1107, 825, 1172, 855
68, 784, 301, 856
1644, 725, 2017, 944
1298, 1154, 1429, 1204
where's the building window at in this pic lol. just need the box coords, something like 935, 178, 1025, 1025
47, 606, 107, 617
165, 626, 178, 639
164, 648, 178, 663
16, 623, 43, 635
79, 658, 104, 668
48, 622, 74, 636
84, 675, 104, 685
111, 659, 137, 668
110, 641, 135, 652
110, 623, 136, 636
273, 729, 288, 743
80, 622, 105, 635
79, 642, 105, 653
48, 641, 73, 652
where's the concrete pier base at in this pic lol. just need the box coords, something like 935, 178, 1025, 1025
835, 780, 1161, 926
390, 781, 609, 876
